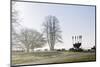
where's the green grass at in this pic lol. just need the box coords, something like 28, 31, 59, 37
12, 51, 96, 65
61, 53, 96, 62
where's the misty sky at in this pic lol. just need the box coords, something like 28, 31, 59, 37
13, 1, 95, 50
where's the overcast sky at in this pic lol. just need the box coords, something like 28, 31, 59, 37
13, 1, 95, 50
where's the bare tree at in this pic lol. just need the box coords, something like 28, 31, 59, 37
12, 1, 19, 24
79, 35, 82, 43
12, 1, 20, 46
43, 15, 62, 51
17, 28, 46, 53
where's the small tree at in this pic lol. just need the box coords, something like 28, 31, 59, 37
72, 35, 82, 50
73, 43, 81, 49
43, 15, 62, 51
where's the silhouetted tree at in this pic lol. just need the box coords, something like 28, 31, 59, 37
72, 35, 82, 49
73, 43, 81, 49
43, 15, 62, 51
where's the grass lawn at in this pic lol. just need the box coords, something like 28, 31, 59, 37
12, 51, 96, 65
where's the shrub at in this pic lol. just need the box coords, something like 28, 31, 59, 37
44, 49, 48, 51
69, 48, 83, 52
56, 48, 66, 51
69, 48, 75, 51
91, 46, 96, 50
61, 48, 66, 51
56, 49, 61, 51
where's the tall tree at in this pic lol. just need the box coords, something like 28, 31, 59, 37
12, 1, 20, 33
43, 15, 62, 51
12, 1, 20, 46
17, 28, 46, 52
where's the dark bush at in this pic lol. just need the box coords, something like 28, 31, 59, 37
56, 49, 60, 51
44, 49, 48, 51
88, 49, 91, 52
91, 46, 96, 50
69, 48, 75, 51
56, 48, 66, 51
77, 48, 83, 52
69, 48, 83, 52
61, 48, 66, 51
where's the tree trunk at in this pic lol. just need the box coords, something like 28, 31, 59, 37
50, 47, 54, 51
50, 43, 54, 51
26, 48, 29, 53
26, 46, 30, 53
